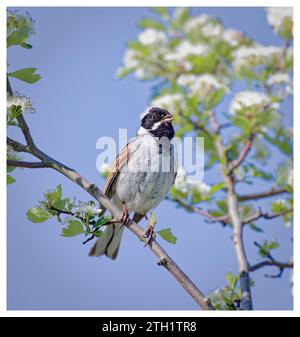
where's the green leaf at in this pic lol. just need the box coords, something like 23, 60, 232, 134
188, 51, 217, 74
248, 163, 273, 181
116, 66, 134, 79
205, 88, 226, 110
225, 272, 238, 289
8, 67, 41, 84
20, 42, 32, 49
216, 200, 228, 214
7, 175, 16, 185
150, 212, 156, 226
157, 228, 177, 244
93, 216, 111, 229
44, 184, 62, 204
248, 222, 264, 233
272, 200, 288, 213
151, 7, 169, 19
138, 18, 166, 31
127, 40, 150, 55
7, 165, 16, 173
256, 240, 280, 258
27, 207, 53, 223
54, 198, 67, 210
61, 220, 84, 237
173, 8, 190, 28
268, 241, 280, 250
209, 182, 225, 195
7, 21, 31, 48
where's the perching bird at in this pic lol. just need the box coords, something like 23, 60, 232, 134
89, 107, 177, 259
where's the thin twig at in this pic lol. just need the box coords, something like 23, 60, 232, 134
242, 208, 293, 224
238, 187, 289, 202
47, 205, 86, 223
250, 241, 293, 278
228, 133, 255, 174
249, 259, 293, 273
169, 195, 293, 229
187, 117, 213, 139
167, 196, 229, 225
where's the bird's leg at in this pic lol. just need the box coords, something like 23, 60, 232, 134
120, 202, 129, 226
143, 213, 156, 244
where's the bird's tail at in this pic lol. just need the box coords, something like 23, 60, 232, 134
88, 222, 125, 260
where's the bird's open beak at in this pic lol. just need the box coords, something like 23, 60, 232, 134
163, 115, 173, 123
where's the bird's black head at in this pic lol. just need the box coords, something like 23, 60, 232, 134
140, 107, 175, 140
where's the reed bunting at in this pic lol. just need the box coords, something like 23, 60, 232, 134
89, 107, 177, 259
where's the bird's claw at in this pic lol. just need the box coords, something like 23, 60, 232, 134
143, 225, 156, 246
119, 203, 129, 226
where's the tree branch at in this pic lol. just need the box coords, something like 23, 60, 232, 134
251, 241, 293, 278
167, 196, 230, 225
169, 194, 293, 230
7, 82, 213, 310
242, 207, 293, 224
7, 137, 30, 153
208, 109, 253, 310
249, 259, 293, 273
238, 187, 289, 202
227, 133, 255, 174
7, 159, 49, 168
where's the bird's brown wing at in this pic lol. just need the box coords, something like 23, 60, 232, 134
103, 137, 140, 199
103, 144, 129, 198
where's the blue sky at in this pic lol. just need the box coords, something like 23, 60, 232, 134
7, 7, 293, 310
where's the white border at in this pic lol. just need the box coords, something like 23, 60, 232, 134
2, 0, 298, 317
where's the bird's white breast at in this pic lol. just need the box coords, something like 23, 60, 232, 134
112, 134, 177, 215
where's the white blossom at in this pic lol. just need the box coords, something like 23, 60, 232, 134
266, 72, 293, 98
287, 167, 293, 187
267, 72, 290, 86
177, 74, 229, 101
76, 203, 102, 215
201, 22, 223, 38
164, 40, 209, 62
205, 288, 223, 305
266, 7, 293, 34
174, 167, 189, 193
138, 28, 167, 46
229, 91, 278, 115
150, 93, 185, 113
232, 45, 282, 72
7, 95, 33, 112
123, 49, 139, 68
275, 199, 289, 207
192, 181, 211, 195
174, 167, 211, 195
283, 127, 293, 138
134, 67, 151, 80
222, 29, 243, 47
176, 74, 198, 87
183, 14, 210, 32
242, 45, 281, 58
